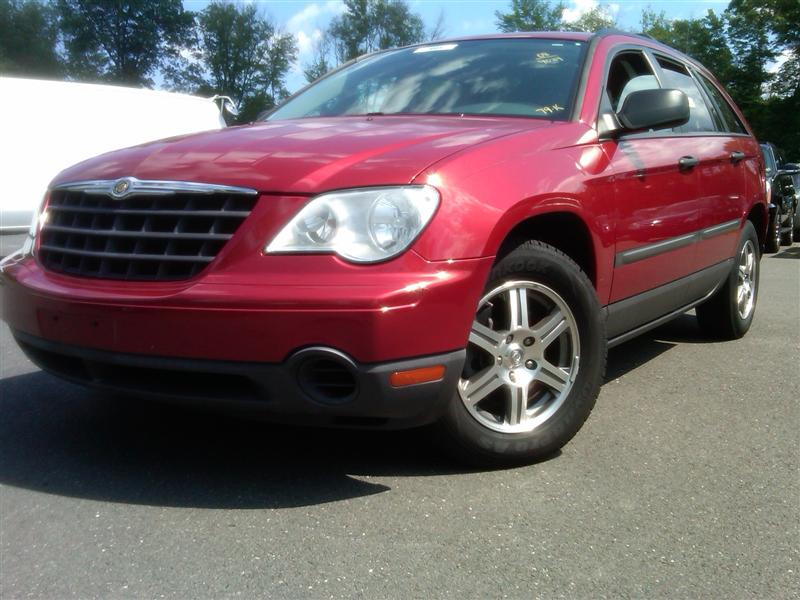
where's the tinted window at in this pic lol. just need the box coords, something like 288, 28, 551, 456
761, 145, 776, 174
656, 57, 715, 133
269, 39, 587, 120
694, 71, 746, 134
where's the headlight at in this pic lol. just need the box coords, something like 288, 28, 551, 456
266, 185, 439, 263
22, 193, 49, 256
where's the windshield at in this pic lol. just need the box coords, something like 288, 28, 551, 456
269, 39, 587, 121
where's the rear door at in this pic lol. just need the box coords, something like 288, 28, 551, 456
652, 56, 751, 270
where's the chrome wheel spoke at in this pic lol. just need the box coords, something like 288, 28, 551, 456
536, 360, 570, 393
533, 308, 567, 349
507, 385, 528, 426
461, 366, 504, 406
508, 288, 529, 329
469, 321, 504, 355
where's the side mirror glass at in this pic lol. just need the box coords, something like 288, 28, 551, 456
615, 88, 690, 134
210, 95, 239, 118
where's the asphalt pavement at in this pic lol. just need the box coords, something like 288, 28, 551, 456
1, 246, 798, 599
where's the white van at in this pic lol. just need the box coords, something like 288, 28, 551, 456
0, 78, 229, 254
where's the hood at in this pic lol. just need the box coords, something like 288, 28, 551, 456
52, 116, 556, 194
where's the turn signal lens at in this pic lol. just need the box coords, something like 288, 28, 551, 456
389, 365, 446, 387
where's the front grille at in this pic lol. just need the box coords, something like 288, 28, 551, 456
38, 189, 258, 281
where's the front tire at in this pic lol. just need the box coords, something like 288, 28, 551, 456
436, 240, 606, 467
696, 221, 760, 340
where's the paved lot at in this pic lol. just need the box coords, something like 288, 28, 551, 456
1, 246, 798, 599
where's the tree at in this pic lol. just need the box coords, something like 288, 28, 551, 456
329, 0, 425, 62
724, 0, 775, 111
495, 0, 564, 33
57, 0, 194, 86
641, 9, 734, 84
303, 29, 334, 84
0, 0, 62, 77
169, 2, 297, 123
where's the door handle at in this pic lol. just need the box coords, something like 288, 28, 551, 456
678, 156, 699, 171
730, 151, 745, 164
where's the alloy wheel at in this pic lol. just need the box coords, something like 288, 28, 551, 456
736, 239, 757, 320
458, 280, 580, 434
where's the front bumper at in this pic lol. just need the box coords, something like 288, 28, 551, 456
14, 331, 465, 427
1, 250, 491, 425
1, 251, 492, 363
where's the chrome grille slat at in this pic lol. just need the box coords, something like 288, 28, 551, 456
38, 184, 258, 281
47, 206, 251, 218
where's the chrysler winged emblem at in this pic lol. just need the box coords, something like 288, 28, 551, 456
111, 177, 132, 198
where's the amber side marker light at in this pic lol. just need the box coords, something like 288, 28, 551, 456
389, 365, 446, 388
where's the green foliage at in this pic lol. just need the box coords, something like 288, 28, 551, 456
496, 0, 615, 33
57, 0, 193, 86
303, 30, 334, 85
641, 1, 798, 158
330, 0, 425, 62
0, 0, 63, 77
496, 0, 564, 32
641, 9, 734, 84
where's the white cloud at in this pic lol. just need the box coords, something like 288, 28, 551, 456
562, 0, 618, 24
562, 0, 598, 24
286, 1, 345, 34
285, 1, 346, 78
767, 48, 792, 74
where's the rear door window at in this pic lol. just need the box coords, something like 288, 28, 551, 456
694, 71, 746, 134
655, 56, 716, 134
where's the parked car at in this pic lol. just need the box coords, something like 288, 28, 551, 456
760, 142, 797, 251
0, 77, 231, 255
783, 161, 800, 239
0, 32, 767, 466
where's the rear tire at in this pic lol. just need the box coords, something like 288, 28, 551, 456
696, 221, 759, 340
435, 240, 606, 467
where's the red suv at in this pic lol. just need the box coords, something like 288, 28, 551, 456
0, 32, 766, 465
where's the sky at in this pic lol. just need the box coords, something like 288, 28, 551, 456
182, 0, 731, 93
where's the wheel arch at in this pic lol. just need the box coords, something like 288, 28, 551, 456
494, 210, 599, 290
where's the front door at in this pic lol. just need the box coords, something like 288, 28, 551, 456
602, 49, 704, 307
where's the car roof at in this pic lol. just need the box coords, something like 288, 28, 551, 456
425, 32, 594, 43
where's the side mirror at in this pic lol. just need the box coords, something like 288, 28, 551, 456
782, 162, 800, 174
616, 88, 690, 133
210, 95, 239, 118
